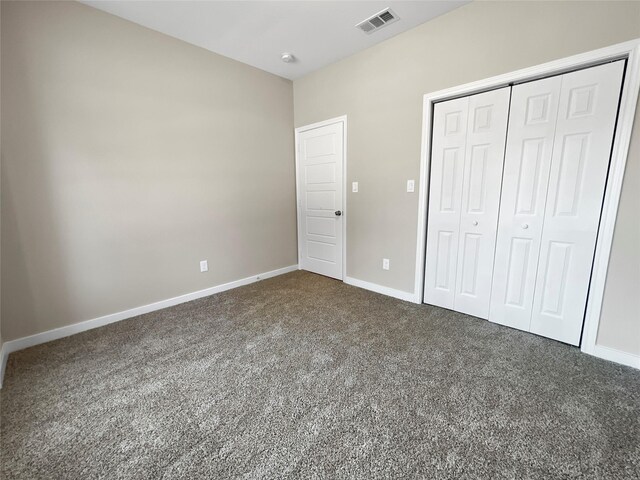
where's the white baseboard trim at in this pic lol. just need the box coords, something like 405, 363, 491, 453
343, 277, 639, 370
0, 343, 7, 389
344, 276, 419, 303
585, 344, 640, 369
0, 264, 298, 388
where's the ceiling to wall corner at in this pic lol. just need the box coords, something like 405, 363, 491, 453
81, 1, 470, 80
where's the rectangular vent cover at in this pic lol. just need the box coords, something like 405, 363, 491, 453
356, 8, 399, 35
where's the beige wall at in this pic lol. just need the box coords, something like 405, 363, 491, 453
598, 100, 640, 355
1, 1, 297, 341
2, 1, 638, 357
293, 1, 640, 355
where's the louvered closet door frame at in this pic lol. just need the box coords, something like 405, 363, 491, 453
414, 40, 640, 368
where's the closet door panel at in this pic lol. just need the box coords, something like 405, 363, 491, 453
424, 97, 469, 309
454, 87, 511, 319
530, 61, 625, 345
489, 76, 562, 330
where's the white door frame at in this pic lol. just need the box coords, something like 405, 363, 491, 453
295, 115, 348, 280
415, 39, 640, 364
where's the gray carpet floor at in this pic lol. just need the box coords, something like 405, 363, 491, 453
1, 271, 639, 479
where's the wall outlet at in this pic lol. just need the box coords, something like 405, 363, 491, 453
407, 179, 415, 193
352, 181, 359, 193
382, 258, 390, 270
200, 260, 208, 272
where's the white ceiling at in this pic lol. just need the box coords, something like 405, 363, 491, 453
82, 1, 469, 80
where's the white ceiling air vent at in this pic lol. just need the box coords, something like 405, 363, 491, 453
356, 8, 399, 35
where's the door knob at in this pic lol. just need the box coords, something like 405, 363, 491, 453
335, 210, 342, 216
472, 220, 478, 226
522, 223, 529, 229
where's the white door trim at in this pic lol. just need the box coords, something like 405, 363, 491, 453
295, 115, 348, 280
415, 39, 640, 363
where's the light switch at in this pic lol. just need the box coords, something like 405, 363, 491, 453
352, 181, 359, 193
407, 179, 415, 193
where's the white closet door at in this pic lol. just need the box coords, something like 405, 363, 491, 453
424, 96, 469, 309
489, 76, 562, 330
454, 87, 511, 319
530, 61, 624, 345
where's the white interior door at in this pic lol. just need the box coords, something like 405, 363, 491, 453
530, 61, 624, 345
489, 76, 562, 330
453, 87, 511, 319
424, 96, 469, 310
424, 87, 510, 317
297, 120, 344, 280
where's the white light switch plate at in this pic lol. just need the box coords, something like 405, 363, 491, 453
407, 179, 415, 193
200, 260, 208, 272
352, 181, 359, 193
382, 258, 390, 270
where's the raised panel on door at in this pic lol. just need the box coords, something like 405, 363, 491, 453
424, 96, 469, 309
298, 121, 344, 280
489, 76, 562, 330
454, 87, 511, 319
530, 61, 624, 345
